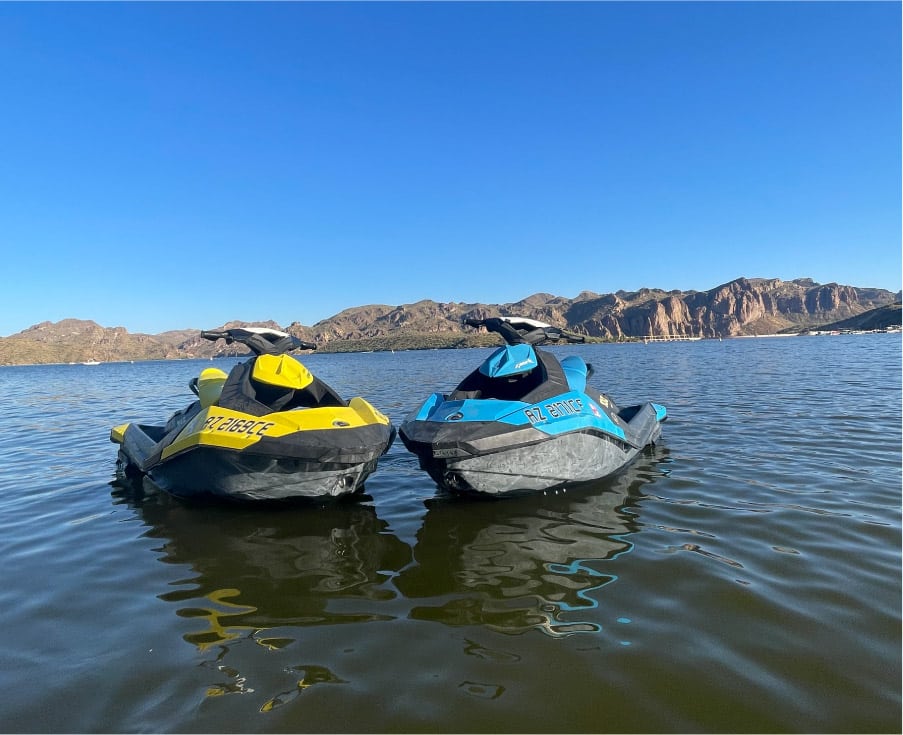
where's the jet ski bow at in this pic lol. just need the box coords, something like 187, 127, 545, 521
111, 328, 396, 501
399, 317, 666, 496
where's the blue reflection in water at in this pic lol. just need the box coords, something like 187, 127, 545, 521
396, 448, 667, 637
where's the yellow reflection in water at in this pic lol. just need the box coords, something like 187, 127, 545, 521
181, 588, 258, 651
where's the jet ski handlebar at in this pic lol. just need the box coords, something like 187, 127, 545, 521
463, 317, 585, 346
200, 328, 317, 356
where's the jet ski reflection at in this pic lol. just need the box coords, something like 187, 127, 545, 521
110, 476, 412, 651
394, 448, 668, 637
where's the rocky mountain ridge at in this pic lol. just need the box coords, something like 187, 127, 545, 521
283, 277, 898, 346
1, 277, 899, 364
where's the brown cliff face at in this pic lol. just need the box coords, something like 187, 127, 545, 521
624, 278, 887, 338
806, 284, 859, 315
1, 278, 898, 364
293, 278, 895, 341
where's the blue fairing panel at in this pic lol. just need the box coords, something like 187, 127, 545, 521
414, 389, 628, 441
507, 390, 627, 440
412, 393, 445, 421
418, 396, 527, 423
559, 355, 588, 393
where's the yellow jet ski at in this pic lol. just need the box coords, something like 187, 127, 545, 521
111, 328, 396, 501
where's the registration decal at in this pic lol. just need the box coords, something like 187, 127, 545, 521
202, 415, 276, 437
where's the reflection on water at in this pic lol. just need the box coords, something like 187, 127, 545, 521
396, 446, 669, 637
106, 446, 669, 712
258, 664, 348, 712
112, 478, 412, 638
111, 477, 411, 707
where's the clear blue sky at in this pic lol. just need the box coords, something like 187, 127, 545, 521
1, 1, 900, 336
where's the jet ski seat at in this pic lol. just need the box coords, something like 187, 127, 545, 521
448, 350, 570, 404
216, 356, 348, 417
449, 363, 540, 402
253, 379, 347, 411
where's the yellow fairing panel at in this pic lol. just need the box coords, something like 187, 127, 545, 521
160, 399, 390, 460
251, 354, 313, 389
111, 423, 129, 444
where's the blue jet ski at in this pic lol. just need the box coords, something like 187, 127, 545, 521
399, 317, 667, 496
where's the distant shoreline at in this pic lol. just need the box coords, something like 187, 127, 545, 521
2, 327, 899, 368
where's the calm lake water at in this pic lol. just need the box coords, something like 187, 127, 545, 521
0, 335, 899, 733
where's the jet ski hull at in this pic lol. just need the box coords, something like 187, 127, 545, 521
113, 400, 395, 502
118, 441, 385, 501
400, 401, 664, 496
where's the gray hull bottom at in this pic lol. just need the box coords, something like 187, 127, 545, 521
117, 447, 378, 502
420, 426, 661, 496
116, 415, 390, 501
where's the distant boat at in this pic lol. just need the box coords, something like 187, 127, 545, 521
82, 360, 101, 366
